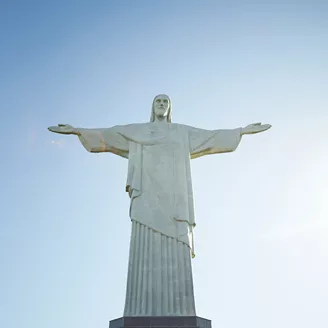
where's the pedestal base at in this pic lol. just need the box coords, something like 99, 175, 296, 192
109, 316, 211, 328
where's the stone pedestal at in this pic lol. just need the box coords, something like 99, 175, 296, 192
109, 316, 211, 328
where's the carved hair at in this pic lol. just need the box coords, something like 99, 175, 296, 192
150, 94, 172, 123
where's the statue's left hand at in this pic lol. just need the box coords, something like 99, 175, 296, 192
241, 122, 272, 135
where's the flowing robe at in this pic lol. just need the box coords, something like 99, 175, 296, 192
77, 122, 242, 316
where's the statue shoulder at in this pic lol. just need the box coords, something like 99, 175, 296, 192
113, 122, 148, 132
172, 123, 195, 133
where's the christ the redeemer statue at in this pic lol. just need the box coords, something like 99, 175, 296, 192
48, 94, 271, 317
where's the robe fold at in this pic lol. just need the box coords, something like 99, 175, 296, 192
77, 122, 242, 316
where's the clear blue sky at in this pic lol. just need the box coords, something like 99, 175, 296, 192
1, 1, 327, 328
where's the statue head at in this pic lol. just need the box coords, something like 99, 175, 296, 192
150, 94, 172, 123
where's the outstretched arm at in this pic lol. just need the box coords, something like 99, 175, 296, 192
188, 125, 243, 159
187, 122, 271, 159
48, 124, 129, 158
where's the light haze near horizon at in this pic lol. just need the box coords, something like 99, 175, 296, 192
1, 1, 327, 328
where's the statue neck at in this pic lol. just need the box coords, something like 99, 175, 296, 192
153, 117, 169, 123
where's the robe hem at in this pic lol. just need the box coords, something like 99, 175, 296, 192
130, 218, 192, 250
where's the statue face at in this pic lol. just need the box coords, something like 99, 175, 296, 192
153, 95, 170, 120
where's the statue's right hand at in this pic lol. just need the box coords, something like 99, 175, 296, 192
48, 124, 79, 135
